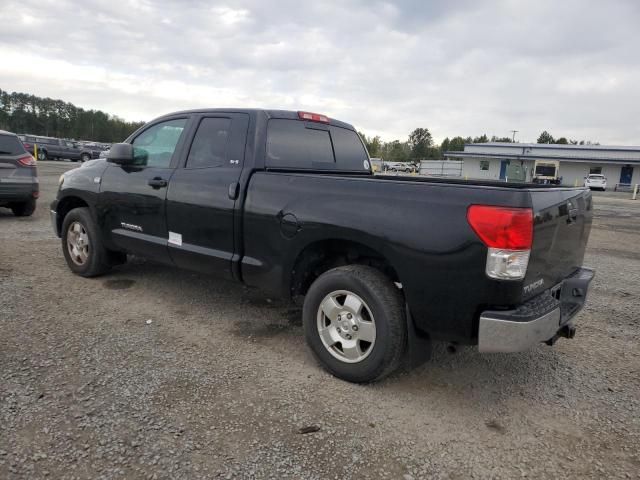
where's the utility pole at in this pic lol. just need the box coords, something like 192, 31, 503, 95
510, 130, 518, 142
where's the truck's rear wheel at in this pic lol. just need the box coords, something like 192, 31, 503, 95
81, 153, 90, 162
303, 265, 406, 383
61, 207, 112, 277
37, 150, 47, 161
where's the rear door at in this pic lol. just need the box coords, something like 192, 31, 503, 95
98, 116, 190, 263
523, 188, 593, 300
165, 113, 249, 278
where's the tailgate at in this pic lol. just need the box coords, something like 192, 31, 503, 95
523, 188, 593, 300
0, 160, 16, 179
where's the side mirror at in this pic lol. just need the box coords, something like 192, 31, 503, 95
107, 143, 134, 165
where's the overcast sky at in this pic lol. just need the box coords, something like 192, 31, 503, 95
1, 0, 639, 144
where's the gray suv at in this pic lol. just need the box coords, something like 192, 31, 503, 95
0, 130, 39, 216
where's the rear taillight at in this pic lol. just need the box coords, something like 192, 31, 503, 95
467, 205, 533, 280
298, 111, 330, 123
17, 155, 37, 167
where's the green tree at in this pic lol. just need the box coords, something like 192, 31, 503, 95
382, 140, 410, 162
0, 87, 144, 142
448, 136, 466, 151
537, 131, 555, 144
555, 137, 568, 144
491, 135, 512, 143
473, 134, 489, 143
407, 127, 433, 160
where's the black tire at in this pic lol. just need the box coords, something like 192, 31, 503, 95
61, 207, 111, 277
11, 199, 36, 217
81, 153, 91, 162
37, 150, 47, 161
303, 265, 407, 383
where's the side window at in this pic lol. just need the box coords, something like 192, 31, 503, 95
186, 117, 232, 168
132, 118, 187, 168
266, 119, 334, 168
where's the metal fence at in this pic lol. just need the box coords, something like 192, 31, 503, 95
418, 160, 463, 177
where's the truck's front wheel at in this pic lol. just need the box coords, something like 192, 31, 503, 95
303, 265, 406, 383
61, 207, 112, 277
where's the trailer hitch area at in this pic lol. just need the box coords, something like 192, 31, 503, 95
545, 323, 577, 346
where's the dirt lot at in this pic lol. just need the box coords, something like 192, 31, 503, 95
1, 161, 639, 479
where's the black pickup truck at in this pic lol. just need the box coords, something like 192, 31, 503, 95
51, 109, 594, 382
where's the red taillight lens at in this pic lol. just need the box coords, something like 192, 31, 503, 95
467, 205, 533, 250
298, 111, 329, 123
17, 155, 37, 167
24, 143, 31, 148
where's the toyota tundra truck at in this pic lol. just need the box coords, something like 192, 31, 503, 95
50, 109, 594, 383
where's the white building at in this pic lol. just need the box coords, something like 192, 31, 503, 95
445, 143, 640, 188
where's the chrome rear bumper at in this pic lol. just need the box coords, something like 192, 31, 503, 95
478, 268, 594, 353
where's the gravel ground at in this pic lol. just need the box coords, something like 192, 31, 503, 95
1, 161, 638, 479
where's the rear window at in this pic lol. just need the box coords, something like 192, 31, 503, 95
0, 134, 27, 155
588, 174, 605, 178
266, 119, 368, 171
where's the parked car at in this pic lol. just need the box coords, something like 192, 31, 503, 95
0, 130, 38, 216
383, 161, 415, 173
51, 109, 594, 383
584, 174, 607, 191
19, 135, 97, 162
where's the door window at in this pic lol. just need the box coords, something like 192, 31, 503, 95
186, 117, 232, 168
132, 118, 187, 167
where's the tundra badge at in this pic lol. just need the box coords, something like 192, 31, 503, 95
524, 278, 544, 294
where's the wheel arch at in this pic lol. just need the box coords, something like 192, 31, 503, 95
55, 194, 92, 237
288, 237, 402, 300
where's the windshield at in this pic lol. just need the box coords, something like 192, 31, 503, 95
535, 165, 557, 176
0, 134, 27, 155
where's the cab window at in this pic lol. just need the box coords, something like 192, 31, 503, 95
132, 118, 187, 167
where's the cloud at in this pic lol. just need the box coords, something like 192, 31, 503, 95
0, 0, 639, 144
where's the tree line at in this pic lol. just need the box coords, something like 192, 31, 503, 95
359, 128, 598, 162
0, 88, 145, 143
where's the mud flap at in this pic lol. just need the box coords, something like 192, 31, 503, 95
405, 304, 432, 368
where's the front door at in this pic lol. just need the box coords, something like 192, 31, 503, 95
98, 117, 190, 263
499, 160, 509, 180
620, 166, 634, 185
165, 113, 249, 278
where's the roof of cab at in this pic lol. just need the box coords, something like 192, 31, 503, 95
152, 108, 355, 131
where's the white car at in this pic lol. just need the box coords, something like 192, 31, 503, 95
584, 174, 607, 191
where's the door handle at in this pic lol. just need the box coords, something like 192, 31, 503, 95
148, 177, 168, 189
228, 182, 239, 200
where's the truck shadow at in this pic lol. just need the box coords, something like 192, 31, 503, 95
103, 258, 574, 397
